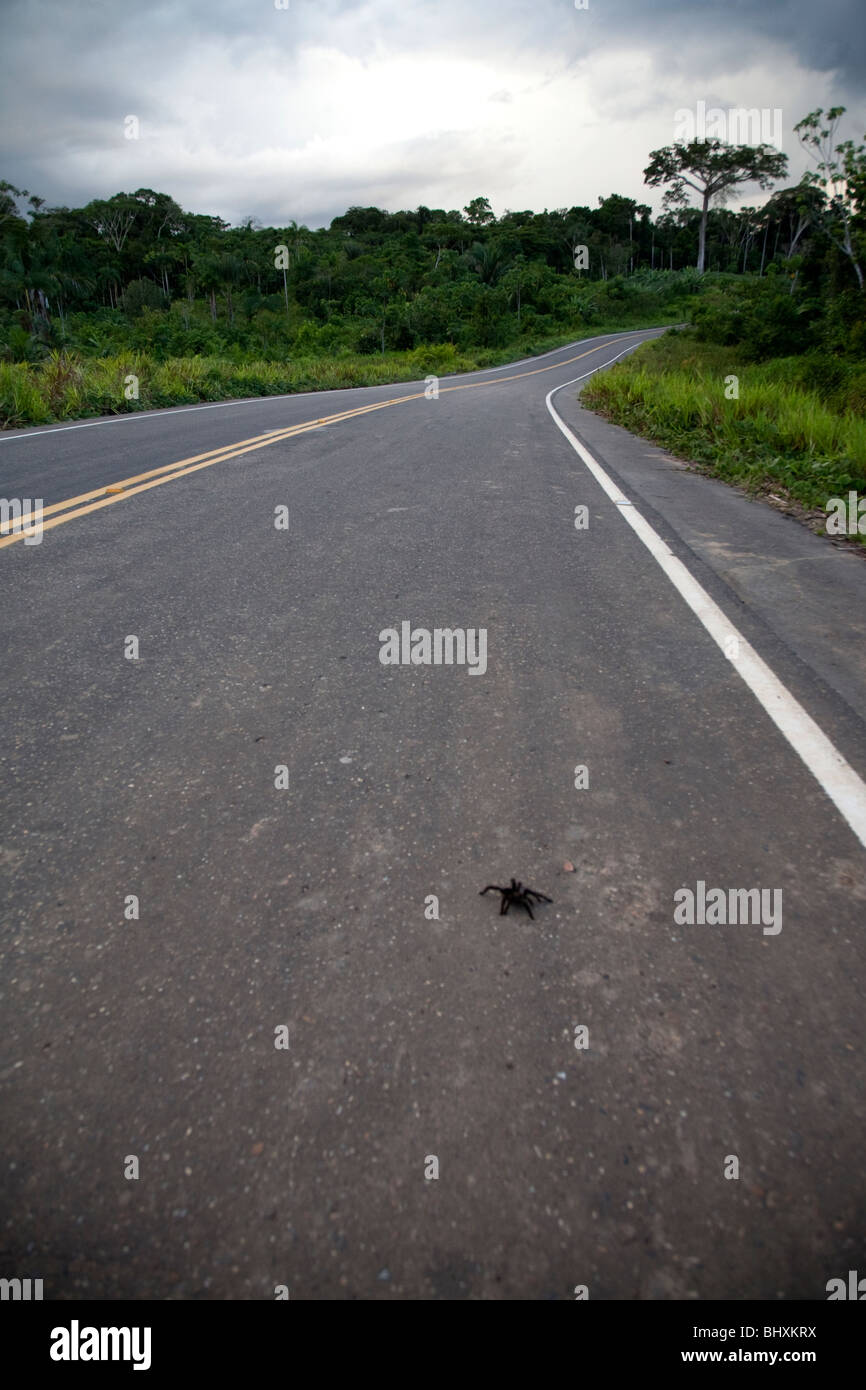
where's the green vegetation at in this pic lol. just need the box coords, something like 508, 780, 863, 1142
1, 106, 863, 429
0, 272, 701, 427
644, 138, 788, 274
582, 322, 866, 524
580, 108, 866, 535
0, 341, 508, 426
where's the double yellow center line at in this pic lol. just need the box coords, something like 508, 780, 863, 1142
0, 337, 637, 548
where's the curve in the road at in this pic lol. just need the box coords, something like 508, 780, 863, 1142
0, 334, 655, 548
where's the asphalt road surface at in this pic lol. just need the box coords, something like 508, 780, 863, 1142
1, 328, 865, 1300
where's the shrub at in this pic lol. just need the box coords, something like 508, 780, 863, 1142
121, 279, 169, 316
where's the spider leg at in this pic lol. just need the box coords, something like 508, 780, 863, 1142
527, 889, 553, 903
500, 898, 509, 915
480, 885, 504, 896
523, 900, 535, 920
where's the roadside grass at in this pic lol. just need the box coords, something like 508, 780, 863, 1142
582, 331, 866, 534
0, 319, 676, 429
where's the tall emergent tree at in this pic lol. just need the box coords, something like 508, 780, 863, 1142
463, 196, 494, 226
643, 139, 788, 273
795, 107, 865, 291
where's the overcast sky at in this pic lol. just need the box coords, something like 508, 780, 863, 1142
2, 0, 864, 228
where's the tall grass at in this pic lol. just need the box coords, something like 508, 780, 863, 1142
0, 347, 462, 427
582, 332, 866, 514
0, 318, 676, 429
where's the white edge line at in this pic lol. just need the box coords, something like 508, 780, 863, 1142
447, 325, 665, 378
546, 359, 866, 852
0, 328, 666, 445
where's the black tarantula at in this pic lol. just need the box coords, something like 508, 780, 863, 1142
479, 878, 553, 920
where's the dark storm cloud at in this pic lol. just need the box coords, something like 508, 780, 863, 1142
613, 0, 866, 92
0, 0, 862, 225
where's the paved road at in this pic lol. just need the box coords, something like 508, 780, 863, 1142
1, 328, 865, 1300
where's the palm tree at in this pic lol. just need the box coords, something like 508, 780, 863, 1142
463, 241, 506, 285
